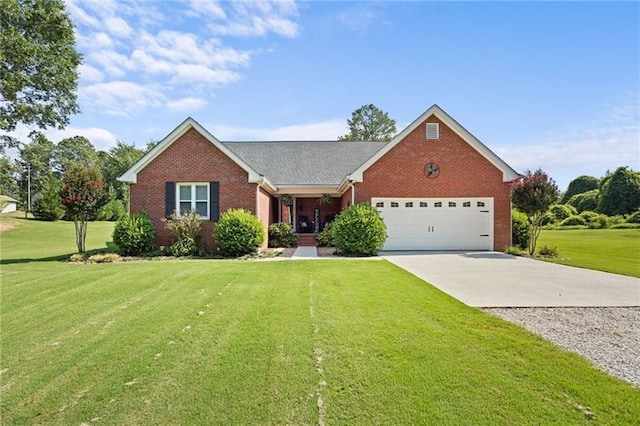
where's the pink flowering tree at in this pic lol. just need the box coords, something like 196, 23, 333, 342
60, 164, 104, 252
510, 168, 559, 255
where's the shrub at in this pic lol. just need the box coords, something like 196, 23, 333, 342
32, 195, 64, 221
559, 215, 586, 227
88, 253, 120, 263
505, 245, 525, 256
579, 211, 608, 229
268, 222, 297, 248
163, 211, 203, 256
215, 208, 265, 257
168, 237, 200, 257
625, 211, 640, 224
315, 222, 334, 247
538, 244, 559, 258
113, 213, 155, 256
69, 253, 85, 262
96, 198, 126, 221
32, 175, 64, 221
548, 204, 577, 222
511, 209, 529, 249
567, 189, 599, 213
332, 203, 387, 256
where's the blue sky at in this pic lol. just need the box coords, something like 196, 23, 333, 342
16, 0, 640, 190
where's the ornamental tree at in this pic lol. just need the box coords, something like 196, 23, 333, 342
510, 168, 559, 255
60, 164, 104, 252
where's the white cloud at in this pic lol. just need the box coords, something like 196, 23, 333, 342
187, 0, 226, 19
166, 97, 207, 112
337, 3, 389, 32
207, 1, 300, 38
77, 32, 113, 50
495, 98, 639, 189
212, 119, 348, 141
172, 64, 240, 85
69, 0, 301, 116
104, 17, 133, 38
79, 64, 104, 83
43, 126, 118, 152
87, 49, 134, 78
80, 81, 165, 116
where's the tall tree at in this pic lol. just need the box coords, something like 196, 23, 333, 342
18, 133, 55, 211
338, 104, 397, 142
0, 0, 81, 142
561, 175, 599, 203
60, 164, 104, 252
0, 147, 20, 198
510, 169, 559, 255
101, 141, 144, 200
597, 166, 640, 216
53, 136, 99, 172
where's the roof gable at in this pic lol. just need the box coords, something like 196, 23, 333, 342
118, 117, 269, 186
349, 104, 519, 182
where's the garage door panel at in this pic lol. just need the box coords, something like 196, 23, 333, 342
374, 198, 493, 251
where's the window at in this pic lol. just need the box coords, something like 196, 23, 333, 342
463, 201, 471, 207
448, 201, 456, 207
391, 202, 399, 208
477, 201, 485, 207
434, 202, 442, 207
405, 202, 413, 208
178, 183, 209, 218
419, 201, 428, 208
426, 123, 439, 139
375, 201, 384, 208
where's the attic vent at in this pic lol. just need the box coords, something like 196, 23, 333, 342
426, 123, 439, 139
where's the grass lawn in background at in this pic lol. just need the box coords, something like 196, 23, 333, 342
537, 229, 640, 278
1, 216, 639, 424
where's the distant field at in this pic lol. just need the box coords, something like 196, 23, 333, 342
537, 229, 640, 278
2, 216, 639, 424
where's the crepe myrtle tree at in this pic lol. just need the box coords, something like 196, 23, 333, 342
510, 168, 559, 255
60, 164, 104, 253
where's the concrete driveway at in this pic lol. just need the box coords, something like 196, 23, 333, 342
382, 251, 640, 307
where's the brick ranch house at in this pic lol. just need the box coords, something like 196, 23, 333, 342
119, 104, 519, 252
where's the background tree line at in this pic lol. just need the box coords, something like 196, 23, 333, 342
0, 134, 149, 221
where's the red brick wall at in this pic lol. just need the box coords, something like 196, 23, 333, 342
130, 127, 257, 252
354, 116, 512, 250
257, 187, 271, 248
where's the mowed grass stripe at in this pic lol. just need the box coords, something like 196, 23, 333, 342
311, 260, 638, 424
1, 261, 319, 425
537, 228, 640, 277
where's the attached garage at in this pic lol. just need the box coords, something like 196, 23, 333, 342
373, 197, 494, 251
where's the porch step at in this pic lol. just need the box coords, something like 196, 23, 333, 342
297, 234, 317, 247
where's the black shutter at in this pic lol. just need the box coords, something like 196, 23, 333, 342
165, 182, 175, 217
210, 181, 219, 221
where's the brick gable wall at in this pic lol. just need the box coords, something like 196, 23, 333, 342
129, 128, 258, 252
354, 116, 512, 250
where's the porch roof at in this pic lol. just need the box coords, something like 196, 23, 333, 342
222, 141, 387, 186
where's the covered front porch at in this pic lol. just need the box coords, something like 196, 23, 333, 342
278, 193, 344, 234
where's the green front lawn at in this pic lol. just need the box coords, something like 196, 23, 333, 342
537, 229, 640, 277
1, 217, 639, 424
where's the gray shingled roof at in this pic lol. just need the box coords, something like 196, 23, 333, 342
222, 141, 387, 186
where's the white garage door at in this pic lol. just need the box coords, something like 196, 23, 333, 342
373, 198, 493, 251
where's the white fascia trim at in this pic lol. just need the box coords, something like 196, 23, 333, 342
118, 117, 265, 184
350, 104, 519, 182
275, 185, 341, 196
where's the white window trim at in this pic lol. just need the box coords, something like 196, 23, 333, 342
176, 182, 210, 219
426, 123, 439, 139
